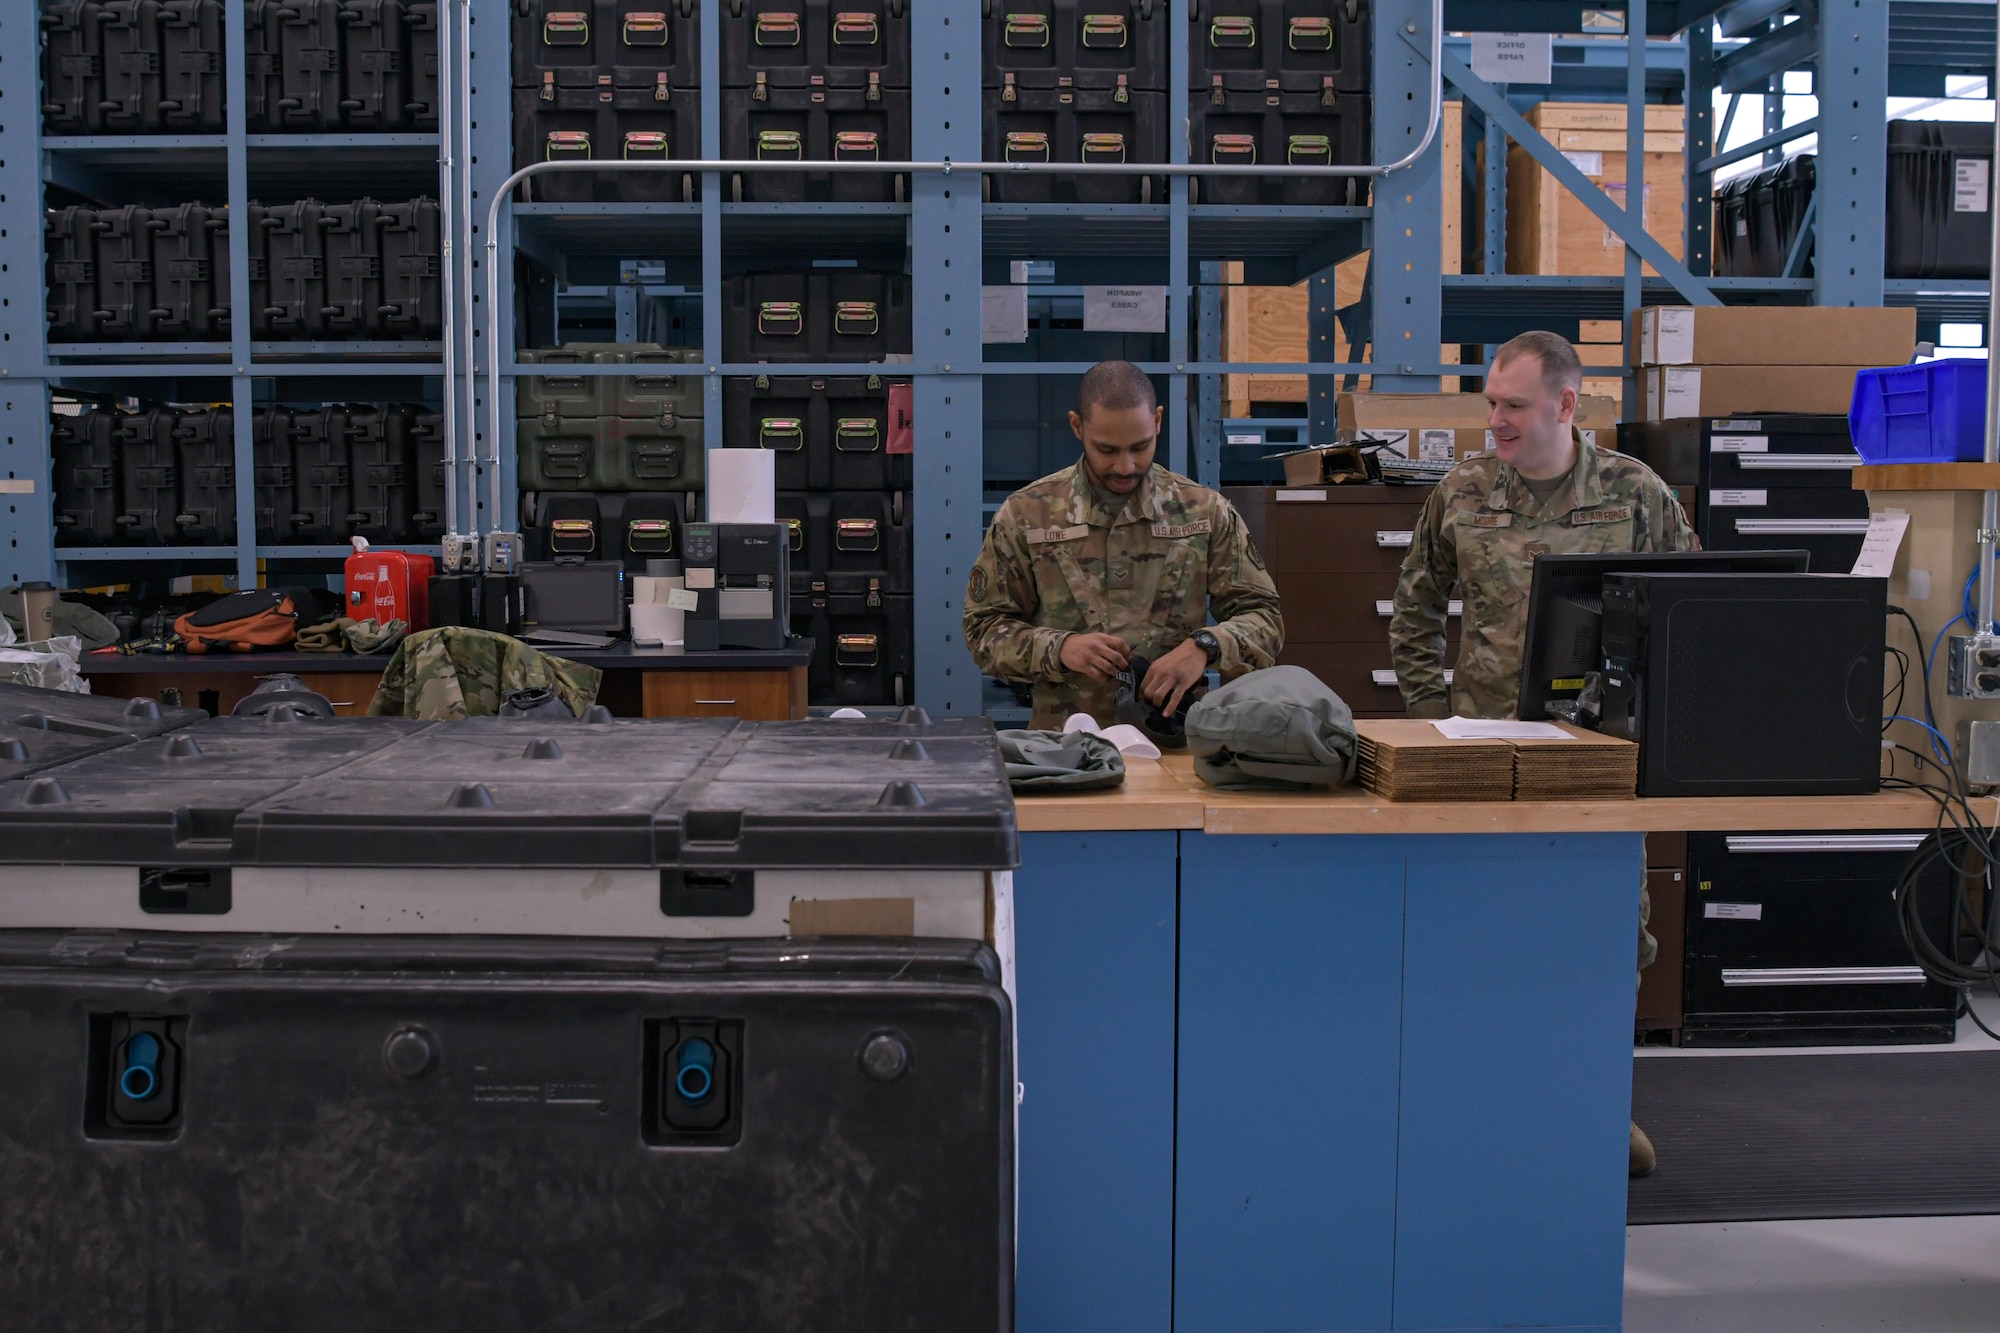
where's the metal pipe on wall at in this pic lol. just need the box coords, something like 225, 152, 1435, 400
436, 0, 458, 542
1979, 90, 2000, 636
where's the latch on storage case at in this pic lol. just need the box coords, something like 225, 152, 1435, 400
757, 129, 804, 159
623, 11, 668, 45
837, 633, 881, 667
1082, 13, 1128, 47
833, 11, 879, 44
597, 71, 614, 101
758, 300, 804, 336
1002, 70, 1018, 102
1210, 15, 1254, 47
760, 416, 805, 450
753, 69, 769, 100
835, 130, 881, 160
1005, 13, 1051, 47
836, 518, 881, 552
866, 576, 883, 608
756, 11, 801, 45
623, 131, 669, 160
1321, 73, 1335, 106
543, 11, 588, 45
655, 71, 672, 101
834, 301, 879, 336
811, 578, 829, 607
835, 416, 880, 451
1290, 16, 1333, 49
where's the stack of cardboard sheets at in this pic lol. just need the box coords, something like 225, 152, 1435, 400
1354, 720, 1639, 802
1511, 725, 1640, 801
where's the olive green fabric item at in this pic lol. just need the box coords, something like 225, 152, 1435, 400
296, 618, 350, 652
1184, 665, 1358, 790
996, 729, 1127, 792
0, 585, 120, 649
298, 617, 408, 655
366, 626, 601, 721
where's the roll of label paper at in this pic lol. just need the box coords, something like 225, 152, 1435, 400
707, 449, 776, 524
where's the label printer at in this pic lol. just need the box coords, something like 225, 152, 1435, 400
683, 522, 790, 651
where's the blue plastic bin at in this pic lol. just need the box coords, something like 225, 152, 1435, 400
1850, 359, 1990, 464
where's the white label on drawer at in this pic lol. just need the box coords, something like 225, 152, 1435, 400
1276, 489, 1326, 502
1655, 308, 1697, 366
1710, 489, 1768, 507
1715, 419, 1761, 431
1376, 530, 1414, 547
1417, 428, 1455, 462
1705, 902, 1763, 921
1711, 434, 1768, 453
1227, 433, 1262, 444
1563, 150, 1603, 176
1373, 668, 1453, 687
667, 588, 700, 612
1376, 599, 1462, 616
1956, 158, 1990, 213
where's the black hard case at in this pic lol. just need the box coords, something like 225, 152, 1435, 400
512, 97, 702, 203
526, 490, 694, 569
1681, 831, 1959, 1045
1887, 120, 1993, 279
52, 408, 122, 546
171, 404, 237, 543
41, 0, 108, 135
91, 204, 160, 341
98, 0, 168, 133
250, 200, 329, 340
149, 201, 231, 341
1187, 89, 1369, 206
113, 407, 180, 545
159, 0, 227, 132
722, 0, 912, 91
776, 490, 912, 598
982, 0, 1167, 93
720, 85, 912, 203
794, 591, 914, 706
246, 0, 345, 131
721, 271, 913, 364
0, 932, 1011, 1333
982, 86, 1168, 204
1187, 0, 1371, 96
46, 206, 104, 343
344, 403, 417, 542
512, 0, 701, 101
723, 373, 910, 491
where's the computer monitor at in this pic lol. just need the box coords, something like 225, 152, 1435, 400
1516, 549, 1812, 721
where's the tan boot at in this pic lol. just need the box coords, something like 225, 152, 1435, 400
1630, 1121, 1657, 1178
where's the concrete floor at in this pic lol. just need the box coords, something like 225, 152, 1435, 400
1625, 994, 2000, 1328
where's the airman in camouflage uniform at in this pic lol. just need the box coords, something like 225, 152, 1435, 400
367, 626, 602, 720
1390, 432, 1696, 720
965, 461, 1284, 728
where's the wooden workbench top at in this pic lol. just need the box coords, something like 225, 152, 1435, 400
1013, 754, 1984, 836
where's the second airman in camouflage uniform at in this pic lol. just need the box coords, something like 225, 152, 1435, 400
1389, 431, 1696, 720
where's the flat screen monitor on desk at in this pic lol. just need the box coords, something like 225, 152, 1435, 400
1516, 549, 1811, 721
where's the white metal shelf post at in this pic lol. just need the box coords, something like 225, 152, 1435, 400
908, 2, 986, 716
469, 0, 517, 536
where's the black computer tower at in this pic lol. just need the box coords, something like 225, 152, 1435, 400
1601, 572, 1885, 797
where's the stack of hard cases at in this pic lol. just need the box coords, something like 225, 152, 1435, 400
718, 276, 915, 705
41, 0, 440, 135
720, 1, 912, 202
1617, 414, 1868, 573
511, 0, 702, 202
45, 197, 443, 343
981, 0, 1169, 203
1185, 0, 1373, 206
0, 690, 1017, 1327
52, 399, 446, 549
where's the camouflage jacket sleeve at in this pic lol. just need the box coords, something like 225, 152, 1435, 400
1639, 476, 1700, 553
962, 504, 1070, 684
1206, 498, 1284, 675
1388, 485, 1456, 716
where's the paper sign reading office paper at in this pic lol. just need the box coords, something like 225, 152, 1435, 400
1471, 31, 1552, 84
1084, 286, 1167, 333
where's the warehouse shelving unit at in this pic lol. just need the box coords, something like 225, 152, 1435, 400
4, 0, 1990, 716
0, 5, 453, 596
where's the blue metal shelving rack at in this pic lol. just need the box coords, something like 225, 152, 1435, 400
3, 0, 1991, 716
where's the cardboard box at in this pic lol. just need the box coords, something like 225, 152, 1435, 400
1636, 305, 1917, 368
1525, 102, 1685, 133
1506, 144, 1685, 276
1336, 392, 1620, 464
1642, 364, 1869, 421
1579, 319, 1625, 343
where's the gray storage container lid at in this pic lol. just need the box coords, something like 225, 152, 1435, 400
0, 682, 206, 783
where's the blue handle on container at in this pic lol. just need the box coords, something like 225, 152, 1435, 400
119, 1032, 160, 1101
675, 1038, 715, 1103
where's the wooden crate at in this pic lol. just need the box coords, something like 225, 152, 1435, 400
1505, 103, 1688, 278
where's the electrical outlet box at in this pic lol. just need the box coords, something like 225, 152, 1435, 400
483, 530, 522, 576
1946, 634, 2000, 699
1960, 719, 2000, 788
442, 533, 480, 573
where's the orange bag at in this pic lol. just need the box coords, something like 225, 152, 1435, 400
173, 589, 302, 654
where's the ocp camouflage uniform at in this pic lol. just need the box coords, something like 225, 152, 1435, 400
964, 462, 1284, 729
367, 626, 603, 720
1389, 431, 1696, 721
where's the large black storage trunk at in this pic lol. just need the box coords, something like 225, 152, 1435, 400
723, 373, 910, 490
249, 199, 328, 340
46, 206, 103, 343
42, 0, 108, 135
170, 404, 237, 543
795, 592, 915, 705
160, 0, 228, 132
982, 86, 1168, 203
983, 0, 1167, 92
1887, 119, 1993, 279
1682, 831, 1958, 1045
245, 0, 344, 131
512, 0, 701, 104
720, 85, 912, 202
512, 97, 702, 203
1187, 89, 1369, 205
777, 489, 912, 598
722, 271, 913, 363
91, 204, 160, 341
1187, 0, 1370, 96
722, 0, 912, 90
113, 407, 180, 545
150, 201, 231, 340
51, 407, 122, 546
0, 714, 1015, 1329
525, 490, 694, 568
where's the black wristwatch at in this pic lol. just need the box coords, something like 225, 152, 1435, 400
1192, 630, 1221, 667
